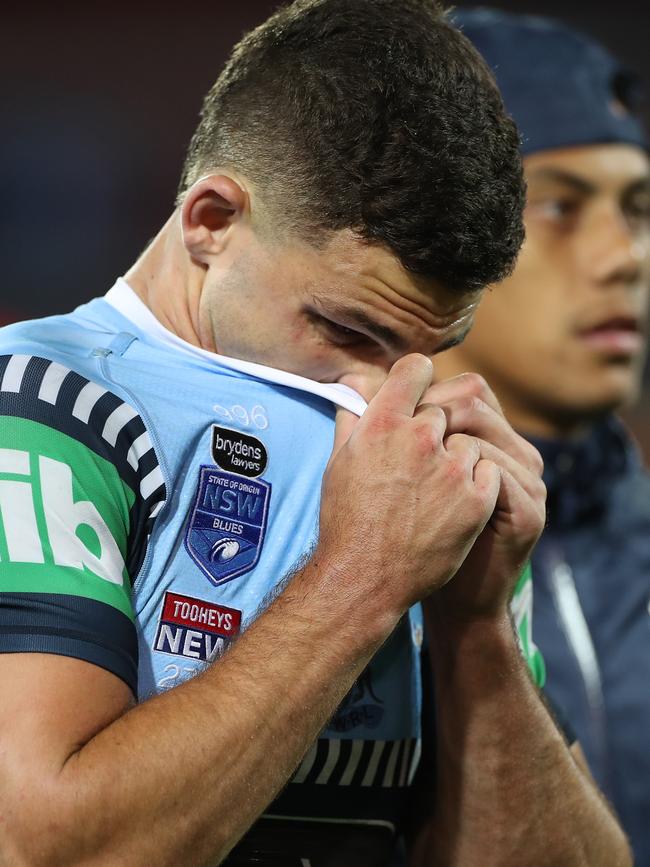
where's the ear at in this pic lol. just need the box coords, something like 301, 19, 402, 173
180, 174, 250, 263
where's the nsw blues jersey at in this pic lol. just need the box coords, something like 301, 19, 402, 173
0, 279, 542, 866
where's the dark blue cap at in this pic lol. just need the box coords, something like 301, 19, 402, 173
452, 8, 648, 155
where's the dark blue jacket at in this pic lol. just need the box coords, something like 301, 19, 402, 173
531, 418, 650, 865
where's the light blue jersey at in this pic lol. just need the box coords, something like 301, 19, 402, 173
0, 280, 543, 865
0, 279, 429, 865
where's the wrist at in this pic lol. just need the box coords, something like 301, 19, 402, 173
288, 545, 405, 649
424, 599, 519, 684
426, 593, 512, 638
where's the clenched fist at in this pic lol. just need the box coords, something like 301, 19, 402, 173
317, 355, 501, 618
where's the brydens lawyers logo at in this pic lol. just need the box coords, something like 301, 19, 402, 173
154, 591, 242, 662
211, 426, 268, 478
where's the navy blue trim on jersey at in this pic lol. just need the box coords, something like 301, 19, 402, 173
0, 356, 165, 512
0, 592, 138, 693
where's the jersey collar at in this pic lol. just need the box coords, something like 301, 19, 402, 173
105, 279, 368, 417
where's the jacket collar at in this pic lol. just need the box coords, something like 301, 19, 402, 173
528, 416, 639, 528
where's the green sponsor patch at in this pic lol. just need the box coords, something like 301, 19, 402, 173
0, 416, 136, 620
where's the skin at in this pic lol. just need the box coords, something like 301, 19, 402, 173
0, 173, 631, 866
128, 174, 480, 389
435, 143, 650, 438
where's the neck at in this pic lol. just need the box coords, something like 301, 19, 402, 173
434, 352, 591, 442
495, 401, 592, 442
124, 212, 217, 352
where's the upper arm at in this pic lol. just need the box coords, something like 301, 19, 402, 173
0, 652, 132, 864
0, 352, 168, 739
0, 652, 133, 779
0, 353, 165, 691
0, 353, 167, 854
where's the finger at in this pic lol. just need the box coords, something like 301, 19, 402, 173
440, 398, 541, 475
490, 466, 545, 543
422, 372, 503, 418
472, 458, 501, 514
471, 446, 545, 538
443, 432, 481, 473
466, 437, 544, 499
412, 403, 448, 448
366, 354, 433, 420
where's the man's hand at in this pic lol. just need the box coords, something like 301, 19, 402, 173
412, 371, 546, 619
319, 355, 502, 615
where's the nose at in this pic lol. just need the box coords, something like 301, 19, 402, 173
584, 204, 649, 287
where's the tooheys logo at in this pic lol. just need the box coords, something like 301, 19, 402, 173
211, 426, 268, 478
0, 449, 125, 583
154, 591, 242, 662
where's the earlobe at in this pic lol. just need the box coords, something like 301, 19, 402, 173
181, 174, 249, 262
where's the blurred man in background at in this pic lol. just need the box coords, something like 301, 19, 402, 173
439, 9, 650, 864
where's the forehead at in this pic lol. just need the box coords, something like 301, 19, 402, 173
301, 229, 481, 353
317, 230, 478, 320
523, 143, 650, 189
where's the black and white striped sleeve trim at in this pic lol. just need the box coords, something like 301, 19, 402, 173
0, 353, 166, 579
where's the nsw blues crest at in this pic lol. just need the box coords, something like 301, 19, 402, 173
185, 467, 271, 586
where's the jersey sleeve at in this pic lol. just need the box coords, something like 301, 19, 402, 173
0, 354, 166, 693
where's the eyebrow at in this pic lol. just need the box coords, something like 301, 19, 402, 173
526, 167, 650, 198
435, 326, 471, 355
310, 298, 472, 354
313, 302, 409, 352
526, 168, 597, 195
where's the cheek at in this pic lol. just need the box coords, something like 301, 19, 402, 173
485, 249, 573, 345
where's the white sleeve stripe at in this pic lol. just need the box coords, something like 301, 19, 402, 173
148, 500, 164, 519
315, 739, 341, 784
292, 743, 318, 784
381, 740, 401, 788
126, 430, 154, 470
407, 738, 422, 786
102, 403, 140, 447
360, 740, 385, 787
140, 465, 164, 500
38, 361, 71, 405
72, 381, 108, 423
338, 739, 364, 786
1, 354, 32, 393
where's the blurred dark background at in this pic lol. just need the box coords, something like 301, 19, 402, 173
2, 0, 649, 450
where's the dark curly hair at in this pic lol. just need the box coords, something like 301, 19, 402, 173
178, 0, 525, 293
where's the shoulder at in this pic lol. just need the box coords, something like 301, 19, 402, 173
0, 350, 164, 512
0, 340, 167, 694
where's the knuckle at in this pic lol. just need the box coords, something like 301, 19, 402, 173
460, 394, 486, 416
515, 434, 543, 471
529, 445, 545, 475
413, 414, 445, 451
460, 371, 490, 398
366, 409, 398, 435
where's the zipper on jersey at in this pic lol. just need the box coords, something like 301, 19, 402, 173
548, 551, 611, 791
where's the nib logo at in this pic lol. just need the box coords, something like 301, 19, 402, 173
0, 448, 125, 584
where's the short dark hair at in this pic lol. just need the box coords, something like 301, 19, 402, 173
179, 0, 525, 293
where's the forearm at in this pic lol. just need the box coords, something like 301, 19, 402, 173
410, 604, 631, 867
6, 557, 398, 867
